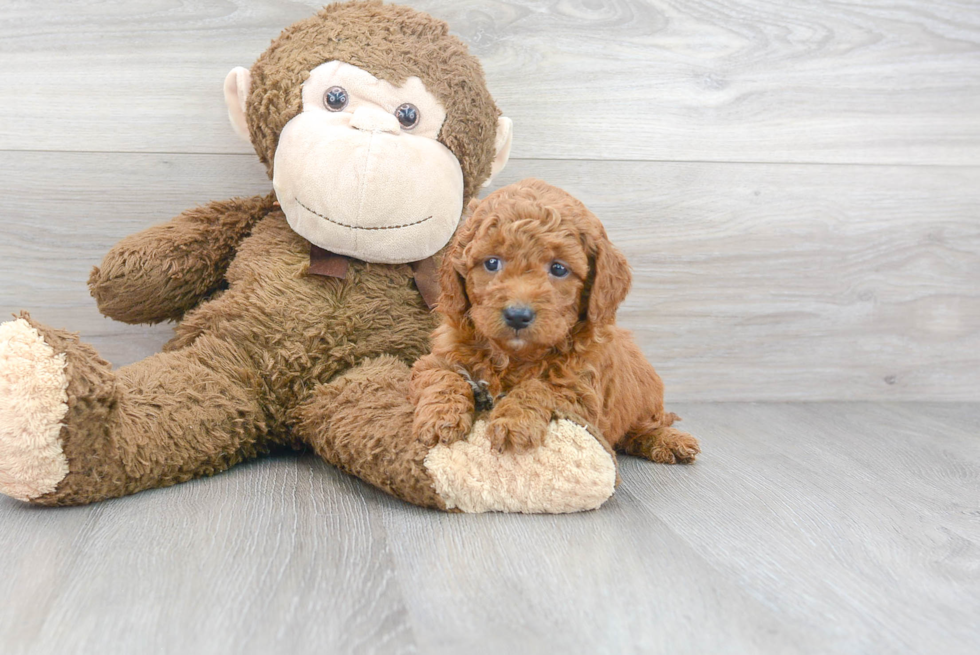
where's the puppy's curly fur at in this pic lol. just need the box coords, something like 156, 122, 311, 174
410, 179, 699, 463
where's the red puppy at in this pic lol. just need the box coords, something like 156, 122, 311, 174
410, 179, 699, 463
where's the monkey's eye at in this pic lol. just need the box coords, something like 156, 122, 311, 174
549, 261, 570, 278
323, 86, 348, 111
484, 257, 502, 273
395, 103, 420, 129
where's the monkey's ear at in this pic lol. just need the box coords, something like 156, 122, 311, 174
587, 236, 632, 327
223, 67, 252, 142
481, 117, 513, 188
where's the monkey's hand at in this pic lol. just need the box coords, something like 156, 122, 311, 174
89, 193, 276, 324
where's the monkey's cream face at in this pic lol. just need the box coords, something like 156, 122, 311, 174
272, 61, 464, 264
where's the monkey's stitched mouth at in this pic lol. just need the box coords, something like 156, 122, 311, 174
295, 198, 432, 231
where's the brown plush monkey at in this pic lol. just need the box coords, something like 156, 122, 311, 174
0, 1, 617, 513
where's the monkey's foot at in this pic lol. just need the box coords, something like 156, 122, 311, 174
424, 417, 618, 514
0, 315, 121, 506
0, 318, 71, 501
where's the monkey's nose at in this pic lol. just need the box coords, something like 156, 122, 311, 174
349, 106, 400, 134
502, 305, 536, 331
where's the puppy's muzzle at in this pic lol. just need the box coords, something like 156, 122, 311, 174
502, 305, 536, 331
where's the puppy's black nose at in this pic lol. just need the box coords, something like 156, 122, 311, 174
503, 305, 536, 330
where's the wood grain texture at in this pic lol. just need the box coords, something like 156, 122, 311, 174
1, 403, 977, 654
1, 0, 979, 164
0, 457, 418, 655
2, 152, 977, 400
635, 403, 980, 655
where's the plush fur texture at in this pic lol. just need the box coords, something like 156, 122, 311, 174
294, 355, 447, 510
411, 179, 701, 463
425, 417, 618, 514
26, 206, 440, 506
89, 193, 278, 324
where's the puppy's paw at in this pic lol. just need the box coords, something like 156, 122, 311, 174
486, 411, 549, 453
413, 399, 474, 448
648, 428, 700, 464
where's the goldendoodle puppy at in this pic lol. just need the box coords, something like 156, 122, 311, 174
410, 179, 699, 463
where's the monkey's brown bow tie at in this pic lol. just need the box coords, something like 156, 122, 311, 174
307, 244, 440, 310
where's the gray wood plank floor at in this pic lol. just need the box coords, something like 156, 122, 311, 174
1, 403, 977, 655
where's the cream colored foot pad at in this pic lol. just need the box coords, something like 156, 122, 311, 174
424, 418, 617, 514
0, 319, 70, 501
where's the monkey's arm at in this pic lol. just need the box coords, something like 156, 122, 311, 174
88, 192, 277, 324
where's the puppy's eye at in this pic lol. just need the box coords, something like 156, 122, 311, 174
395, 103, 420, 129
549, 261, 570, 278
324, 86, 348, 111
484, 257, 502, 272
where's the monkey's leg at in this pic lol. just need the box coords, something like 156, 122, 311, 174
620, 416, 700, 464
0, 315, 267, 506
292, 355, 446, 509
292, 356, 618, 514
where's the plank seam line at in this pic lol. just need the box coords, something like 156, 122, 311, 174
1, 149, 978, 170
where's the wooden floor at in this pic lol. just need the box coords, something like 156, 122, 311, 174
1, 402, 976, 655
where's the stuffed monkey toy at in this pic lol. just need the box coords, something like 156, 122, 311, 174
0, 1, 617, 513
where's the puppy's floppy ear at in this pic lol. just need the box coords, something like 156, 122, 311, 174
437, 221, 477, 322
587, 234, 632, 326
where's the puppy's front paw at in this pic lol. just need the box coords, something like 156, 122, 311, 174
413, 398, 474, 448
486, 410, 549, 453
